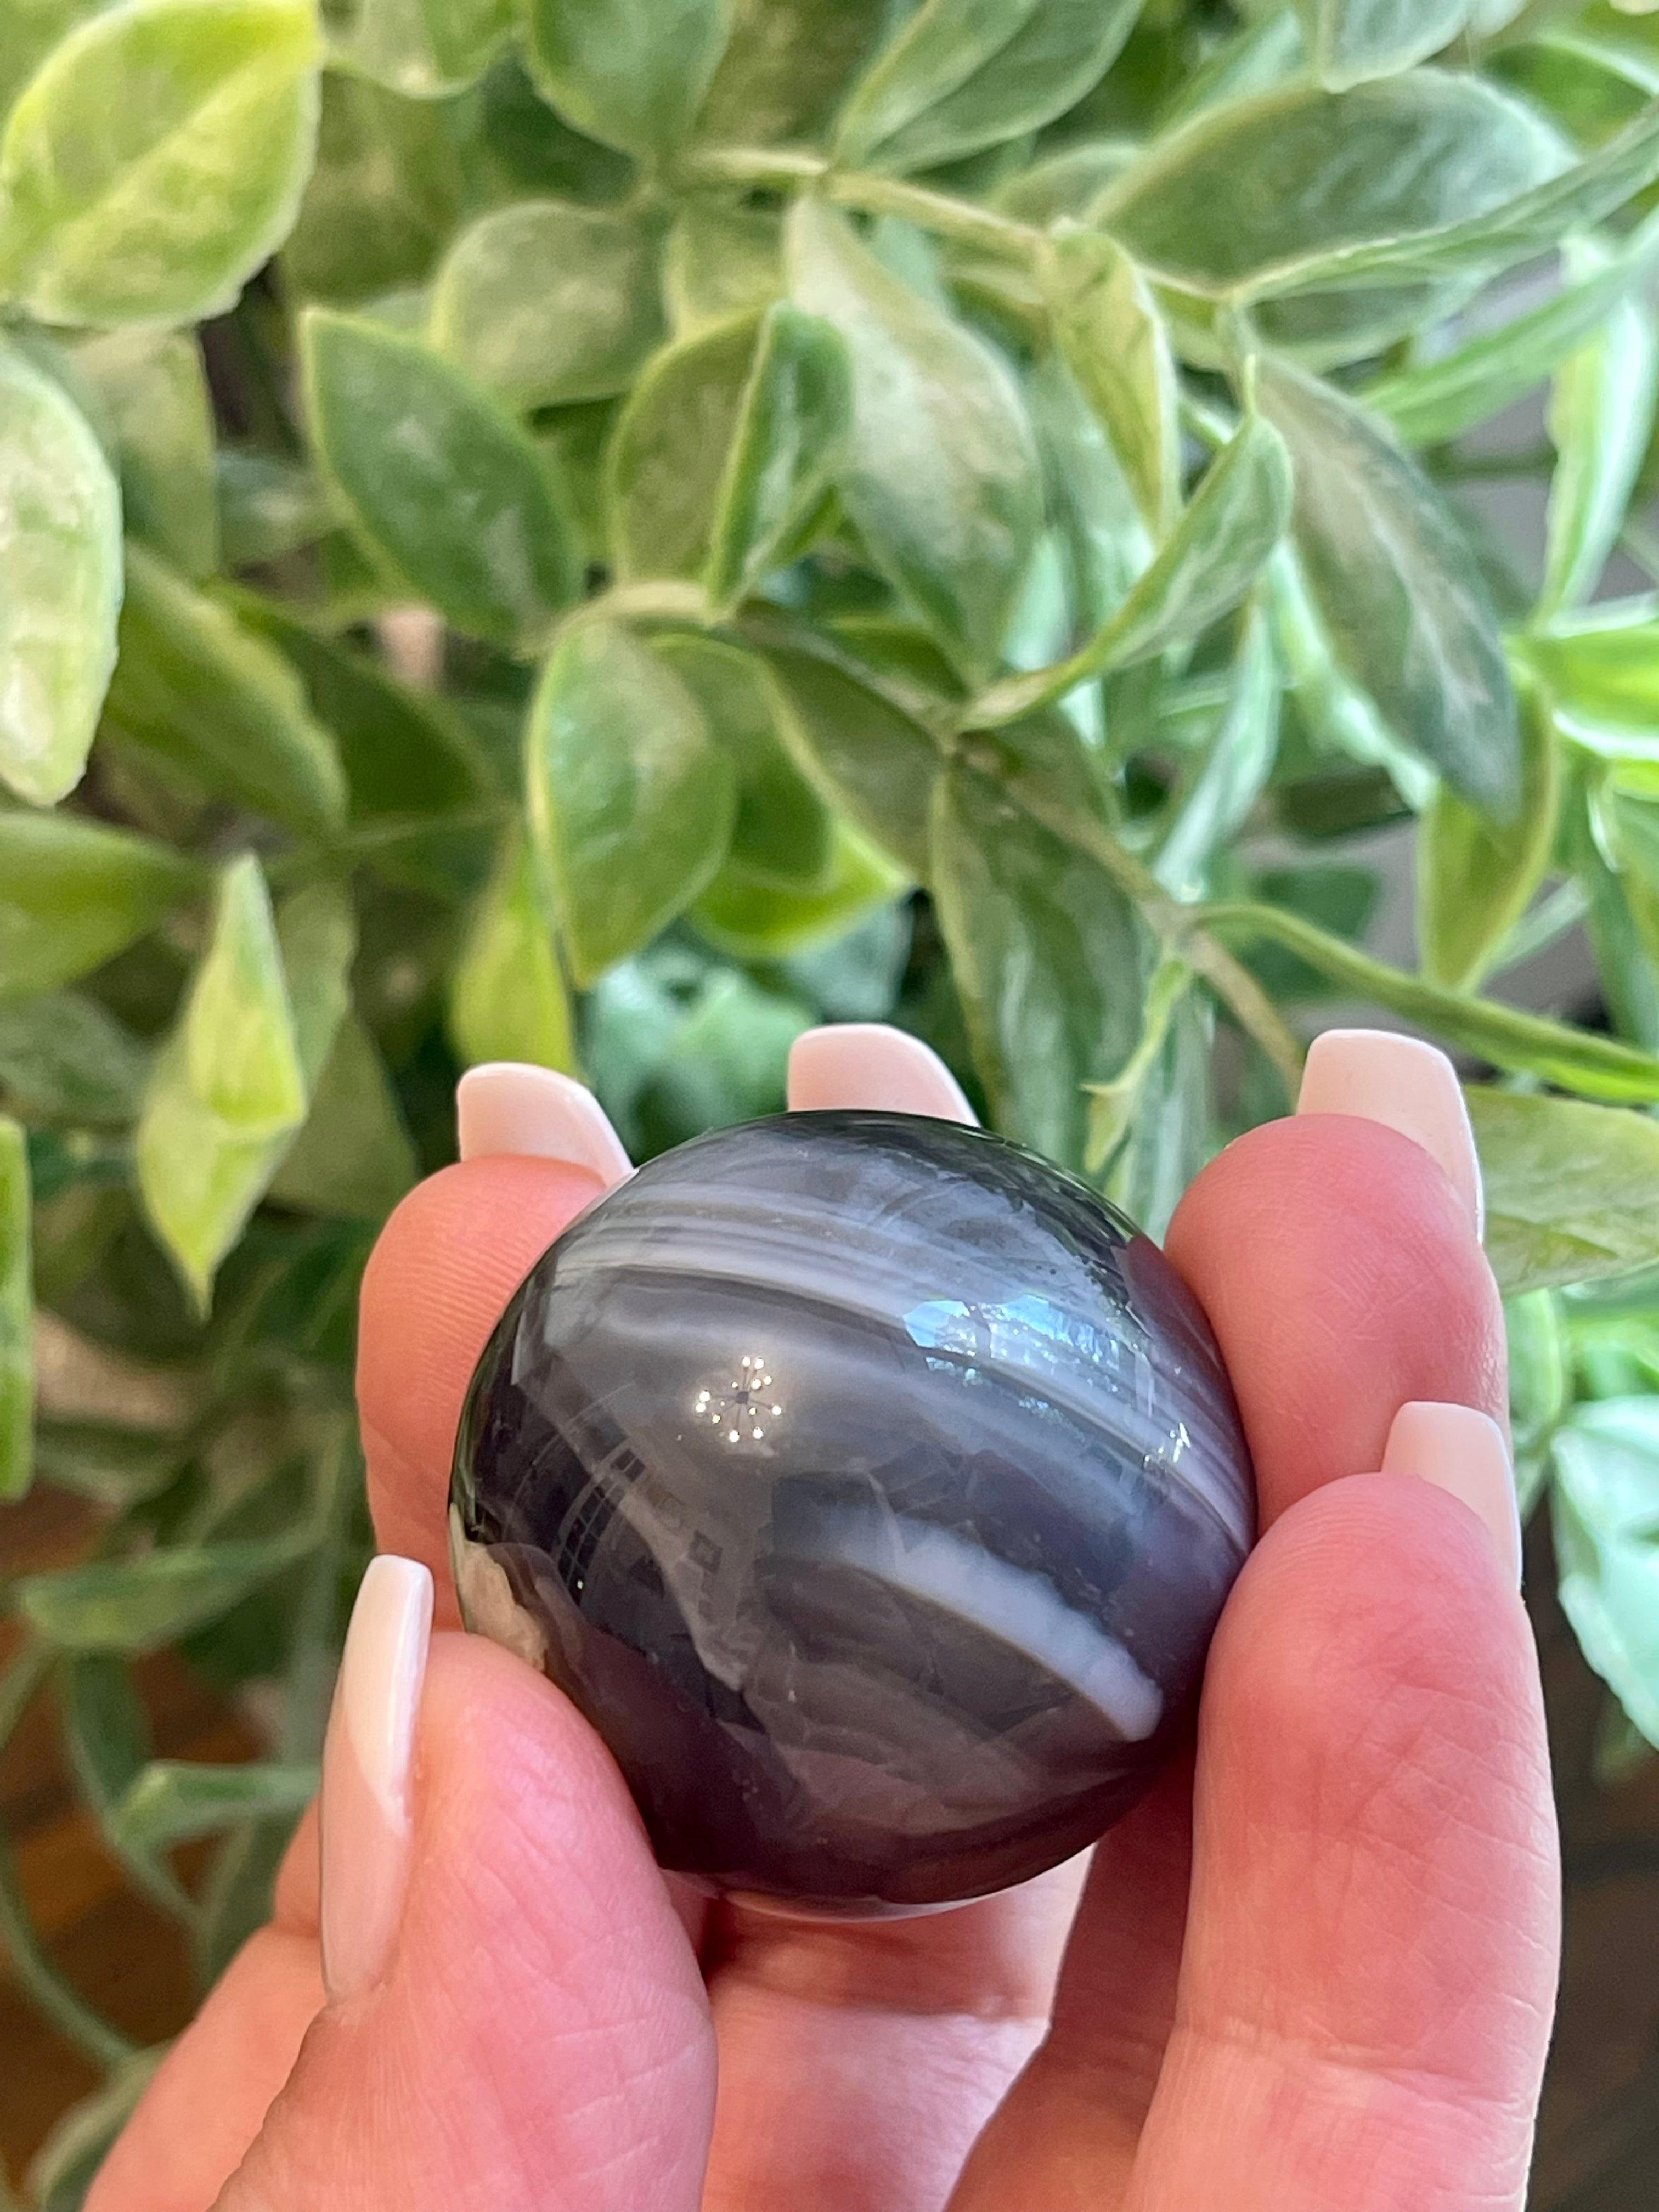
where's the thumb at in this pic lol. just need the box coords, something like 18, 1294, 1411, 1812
229, 1559, 714, 2212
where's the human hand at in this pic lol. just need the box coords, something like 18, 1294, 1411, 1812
87, 1023, 1559, 2212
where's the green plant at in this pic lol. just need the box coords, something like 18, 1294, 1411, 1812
6, 0, 1659, 2196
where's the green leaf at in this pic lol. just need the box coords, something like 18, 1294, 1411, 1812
75, 329, 218, 581
281, 68, 464, 303
104, 546, 348, 837
302, 309, 580, 648
217, 450, 336, 568
1419, 685, 1560, 992
448, 823, 576, 1070
134, 863, 349, 1307
1471, 1088, 1659, 1294
1205, 900, 1659, 1099
428, 200, 665, 410
787, 200, 1041, 687
930, 758, 1146, 1170
0, 995, 147, 1125
1551, 1396, 1659, 1746
267, 1011, 417, 1220
1030, 352, 1151, 636
664, 200, 782, 333
0, 1119, 31, 1503
695, 0, 889, 148
651, 635, 832, 890
1302, 0, 1471, 90
692, 817, 907, 957
1097, 74, 1563, 298
1106, 984, 1214, 1242
606, 311, 760, 582
1259, 356, 1519, 817
704, 303, 850, 612
14, 1531, 315, 1652
1045, 231, 1179, 538
0, 812, 200, 999
330, 0, 511, 97
1528, 599, 1659, 749
0, 0, 320, 324
1540, 246, 1659, 618
527, 619, 735, 984
759, 641, 941, 879
1084, 955, 1193, 1176
108, 1758, 319, 1855
1505, 1288, 1568, 1518
1155, 602, 1280, 898
834, 0, 1139, 173
524, 0, 733, 160
974, 403, 1291, 725
0, 340, 121, 808
0, 0, 106, 122
1363, 208, 1659, 445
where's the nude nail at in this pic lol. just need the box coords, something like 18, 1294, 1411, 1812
1297, 1028, 1483, 1239
1382, 1401, 1522, 1589
320, 1556, 434, 2004
787, 1024, 977, 1124
455, 1062, 632, 1185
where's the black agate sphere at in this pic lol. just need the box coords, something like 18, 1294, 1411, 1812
450, 1111, 1254, 1915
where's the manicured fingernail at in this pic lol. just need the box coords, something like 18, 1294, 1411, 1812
320, 1556, 433, 2004
787, 1024, 977, 1124
1297, 1029, 1483, 1239
455, 1062, 631, 1186
1382, 1402, 1522, 1589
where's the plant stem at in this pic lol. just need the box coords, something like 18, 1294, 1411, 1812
682, 146, 1043, 262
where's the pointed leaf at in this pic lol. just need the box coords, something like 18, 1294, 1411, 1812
1541, 247, 1659, 618
448, 825, 576, 1071
15, 1531, 316, 1651
1155, 602, 1280, 897
1302, 0, 1472, 90
0, 340, 121, 808
109, 1758, 320, 1855
301, 309, 579, 648
834, 0, 1139, 173
1552, 1398, 1659, 1747
788, 200, 1041, 686
524, 0, 733, 160
1419, 685, 1560, 991
527, 620, 736, 984
429, 200, 665, 410
704, 303, 850, 610
105, 547, 347, 836
1470, 1088, 1659, 1294
75, 329, 218, 580
267, 1011, 417, 1220
1259, 356, 1519, 816
692, 819, 907, 957
0, 813, 200, 998
330, 0, 511, 97
606, 311, 761, 582
0, 0, 320, 324
1045, 231, 1180, 537
759, 642, 940, 878
0, 1118, 31, 1503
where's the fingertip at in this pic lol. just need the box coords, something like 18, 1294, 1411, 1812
787, 1023, 977, 1122
456, 1062, 633, 1184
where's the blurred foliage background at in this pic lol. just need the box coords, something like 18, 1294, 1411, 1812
5, 0, 1659, 2200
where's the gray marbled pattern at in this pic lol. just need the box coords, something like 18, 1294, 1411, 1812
450, 1111, 1253, 1913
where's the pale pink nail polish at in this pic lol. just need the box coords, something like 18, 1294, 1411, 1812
455, 1061, 632, 1185
320, 1556, 434, 2004
1382, 1401, 1522, 1589
787, 1023, 977, 1124
1297, 1028, 1483, 1239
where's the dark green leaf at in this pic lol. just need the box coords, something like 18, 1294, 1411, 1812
429, 200, 665, 409
527, 619, 736, 983
0, 339, 121, 808
788, 200, 1041, 686
0, 0, 320, 324
759, 641, 941, 878
329, 0, 511, 97
0, 995, 147, 1125
1302, 0, 1471, 90
930, 759, 1146, 1169
1046, 230, 1178, 537
0, 813, 201, 1000
1471, 1088, 1659, 1293
1098, 74, 1562, 297
282, 69, 464, 303
217, 450, 336, 568
835, 0, 1139, 174
0, 1119, 30, 1502
974, 403, 1291, 725
110, 1758, 318, 1853
1541, 245, 1659, 618
75, 329, 217, 581
1259, 357, 1519, 816
14, 1531, 316, 1652
31, 1420, 182, 1510
606, 311, 760, 581
704, 303, 850, 611
525, 0, 733, 160
1419, 685, 1560, 991
1551, 1397, 1659, 1746
448, 824, 577, 1070
267, 1012, 417, 1220
301, 309, 580, 648
104, 546, 348, 836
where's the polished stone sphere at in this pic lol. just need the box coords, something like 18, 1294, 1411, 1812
450, 1111, 1254, 1914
